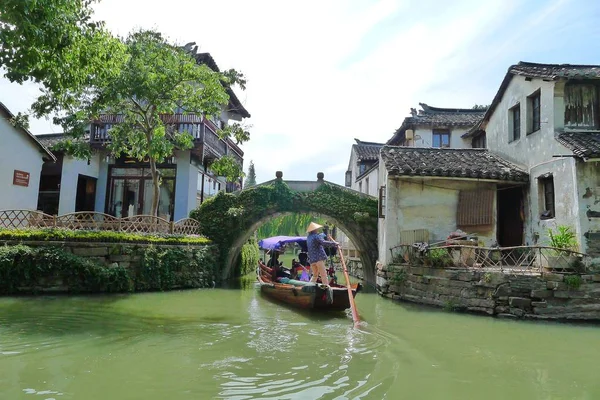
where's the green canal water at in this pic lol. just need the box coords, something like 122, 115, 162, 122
1, 276, 599, 399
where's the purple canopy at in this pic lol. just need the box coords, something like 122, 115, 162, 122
258, 236, 307, 252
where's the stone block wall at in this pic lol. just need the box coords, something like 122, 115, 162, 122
0, 240, 218, 294
377, 263, 600, 321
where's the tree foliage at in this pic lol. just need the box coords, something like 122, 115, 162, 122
244, 160, 257, 188
210, 155, 245, 183
0, 0, 124, 118
256, 213, 329, 239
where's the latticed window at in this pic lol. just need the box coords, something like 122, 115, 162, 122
457, 190, 494, 227
564, 83, 599, 129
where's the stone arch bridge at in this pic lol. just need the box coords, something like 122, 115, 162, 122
191, 172, 379, 283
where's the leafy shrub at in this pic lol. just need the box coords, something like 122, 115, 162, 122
0, 228, 210, 245
548, 226, 578, 251
425, 248, 454, 268
564, 275, 582, 289
239, 238, 260, 276
0, 245, 132, 294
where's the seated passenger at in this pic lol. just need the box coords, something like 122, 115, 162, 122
298, 252, 309, 267
267, 251, 282, 268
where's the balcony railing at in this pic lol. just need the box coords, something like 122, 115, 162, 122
90, 114, 242, 164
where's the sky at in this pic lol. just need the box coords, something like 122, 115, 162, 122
2, 0, 600, 185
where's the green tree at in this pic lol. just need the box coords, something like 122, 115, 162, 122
244, 160, 257, 188
0, 0, 124, 118
98, 30, 249, 216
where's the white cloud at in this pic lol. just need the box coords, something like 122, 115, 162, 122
0, 0, 591, 186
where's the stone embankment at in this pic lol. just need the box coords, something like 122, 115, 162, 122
377, 263, 600, 321
0, 240, 217, 294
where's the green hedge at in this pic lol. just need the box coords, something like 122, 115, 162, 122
0, 228, 210, 245
0, 244, 217, 295
239, 238, 260, 276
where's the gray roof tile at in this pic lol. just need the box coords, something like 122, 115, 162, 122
381, 146, 528, 182
556, 132, 600, 159
354, 140, 384, 161
510, 62, 600, 80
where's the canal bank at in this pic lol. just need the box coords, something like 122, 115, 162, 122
377, 263, 600, 321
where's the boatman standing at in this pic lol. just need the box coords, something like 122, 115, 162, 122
306, 222, 339, 287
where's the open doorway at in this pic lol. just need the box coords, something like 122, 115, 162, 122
497, 187, 524, 247
75, 175, 97, 212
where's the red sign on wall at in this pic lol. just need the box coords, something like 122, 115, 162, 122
13, 170, 30, 187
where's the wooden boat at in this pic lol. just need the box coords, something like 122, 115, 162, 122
257, 261, 361, 311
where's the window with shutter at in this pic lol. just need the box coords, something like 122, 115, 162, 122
457, 190, 494, 227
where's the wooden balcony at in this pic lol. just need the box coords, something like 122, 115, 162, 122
90, 114, 243, 166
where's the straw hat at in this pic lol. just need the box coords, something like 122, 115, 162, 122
306, 222, 323, 233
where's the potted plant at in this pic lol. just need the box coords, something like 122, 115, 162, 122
545, 226, 579, 271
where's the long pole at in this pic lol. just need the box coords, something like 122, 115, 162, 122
329, 235, 360, 327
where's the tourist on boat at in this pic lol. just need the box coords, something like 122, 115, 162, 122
306, 222, 339, 287
268, 250, 290, 280
267, 250, 282, 268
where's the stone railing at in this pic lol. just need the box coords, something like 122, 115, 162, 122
0, 210, 200, 235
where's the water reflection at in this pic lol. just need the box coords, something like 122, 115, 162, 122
1, 280, 600, 399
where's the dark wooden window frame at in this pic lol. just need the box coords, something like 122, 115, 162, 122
528, 90, 541, 134
509, 103, 521, 142
539, 176, 555, 220
432, 129, 451, 148
472, 132, 486, 149
378, 186, 386, 218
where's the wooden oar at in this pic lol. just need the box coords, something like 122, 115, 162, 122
329, 235, 360, 327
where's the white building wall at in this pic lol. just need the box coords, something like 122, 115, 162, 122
574, 161, 600, 256
58, 154, 100, 215
95, 152, 109, 213
173, 150, 198, 221
356, 167, 379, 195
0, 117, 45, 210
484, 76, 580, 247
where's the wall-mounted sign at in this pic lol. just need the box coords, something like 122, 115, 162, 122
13, 170, 30, 187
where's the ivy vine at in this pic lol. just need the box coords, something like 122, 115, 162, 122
190, 180, 378, 274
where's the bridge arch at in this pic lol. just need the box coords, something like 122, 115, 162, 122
190, 173, 378, 283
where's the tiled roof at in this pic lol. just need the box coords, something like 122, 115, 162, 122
194, 52, 250, 119
381, 146, 528, 182
556, 132, 600, 159
510, 62, 600, 80
354, 139, 384, 161
36, 133, 66, 148
406, 103, 485, 127
388, 103, 485, 145
466, 61, 600, 137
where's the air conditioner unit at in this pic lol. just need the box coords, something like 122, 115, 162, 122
405, 129, 414, 140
